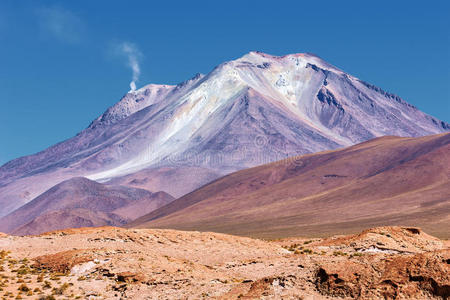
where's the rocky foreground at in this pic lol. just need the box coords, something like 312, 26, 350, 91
0, 226, 448, 299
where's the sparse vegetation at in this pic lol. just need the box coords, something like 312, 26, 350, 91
333, 251, 347, 256
17, 284, 29, 292
37, 274, 44, 282
283, 243, 304, 252
38, 295, 56, 300
349, 252, 364, 258
51, 283, 69, 295
42, 281, 52, 290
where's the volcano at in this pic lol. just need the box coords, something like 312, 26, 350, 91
0, 51, 447, 218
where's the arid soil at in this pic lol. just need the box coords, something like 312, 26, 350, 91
0, 226, 448, 299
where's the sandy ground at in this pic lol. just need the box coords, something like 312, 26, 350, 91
0, 226, 448, 299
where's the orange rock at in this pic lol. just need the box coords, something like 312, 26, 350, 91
316, 249, 450, 299
33, 249, 94, 273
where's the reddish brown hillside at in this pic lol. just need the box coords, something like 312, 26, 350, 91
129, 133, 450, 239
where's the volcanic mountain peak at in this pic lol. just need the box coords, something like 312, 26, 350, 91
90, 72, 208, 129
0, 51, 448, 218
90, 84, 174, 128
86, 51, 446, 180
237, 51, 343, 72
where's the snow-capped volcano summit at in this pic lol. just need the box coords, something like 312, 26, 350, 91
0, 51, 448, 217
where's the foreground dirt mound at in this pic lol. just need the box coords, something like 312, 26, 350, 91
316, 250, 450, 299
0, 226, 448, 299
318, 226, 446, 254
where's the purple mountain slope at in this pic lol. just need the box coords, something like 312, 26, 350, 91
0, 177, 174, 235
0, 51, 448, 217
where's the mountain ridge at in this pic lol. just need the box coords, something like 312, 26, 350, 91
0, 51, 448, 217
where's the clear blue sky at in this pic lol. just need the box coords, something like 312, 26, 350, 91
0, 0, 449, 165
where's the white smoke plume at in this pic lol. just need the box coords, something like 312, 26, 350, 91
119, 42, 142, 92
